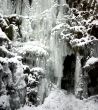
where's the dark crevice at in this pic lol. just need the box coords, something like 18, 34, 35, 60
88, 63, 98, 97
29, 0, 32, 6
61, 54, 76, 93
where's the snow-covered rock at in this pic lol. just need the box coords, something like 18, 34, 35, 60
84, 57, 98, 68
17, 41, 49, 57
30, 67, 44, 75
0, 95, 10, 110
0, 46, 15, 57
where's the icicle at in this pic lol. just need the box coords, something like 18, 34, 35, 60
50, 31, 64, 88
75, 52, 84, 99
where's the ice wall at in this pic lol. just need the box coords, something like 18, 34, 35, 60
75, 52, 83, 98
0, 0, 85, 91
16, 0, 69, 88
1, 0, 97, 108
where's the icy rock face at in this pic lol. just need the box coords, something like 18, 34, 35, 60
46, 0, 98, 99
0, 0, 98, 110
83, 57, 98, 97
0, 0, 56, 41
0, 57, 27, 110
66, 0, 96, 10
10, 1, 72, 89
0, 95, 10, 110
0, 14, 22, 41
14, 41, 49, 68
30, 67, 48, 105
0, 27, 26, 110
8, 58, 27, 108
24, 66, 50, 106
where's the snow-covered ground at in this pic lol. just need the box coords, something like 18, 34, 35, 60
19, 89, 98, 110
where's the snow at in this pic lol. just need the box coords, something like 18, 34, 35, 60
0, 95, 10, 109
28, 74, 36, 84
23, 64, 30, 70
8, 57, 20, 64
84, 57, 98, 67
0, 57, 8, 64
0, 28, 9, 41
18, 90, 98, 110
15, 41, 49, 57
52, 23, 65, 32
30, 67, 44, 74
0, 46, 15, 57
8, 57, 26, 89
70, 36, 97, 47
60, 20, 98, 49
70, 26, 86, 33
15, 55, 23, 61
91, 20, 98, 25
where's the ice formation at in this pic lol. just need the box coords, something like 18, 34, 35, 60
0, 0, 98, 110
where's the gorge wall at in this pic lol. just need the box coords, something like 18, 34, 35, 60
0, 0, 98, 110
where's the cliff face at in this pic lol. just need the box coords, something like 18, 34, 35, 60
0, 0, 98, 110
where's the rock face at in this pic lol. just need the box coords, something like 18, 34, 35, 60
0, 0, 98, 110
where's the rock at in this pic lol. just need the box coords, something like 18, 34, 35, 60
5, 24, 14, 40
8, 58, 27, 108
8, 14, 22, 26
0, 57, 13, 95
0, 28, 10, 47
9, 90, 21, 110
23, 65, 30, 74
0, 16, 8, 32
80, 11, 90, 20
0, 95, 10, 110
0, 46, 15, 58
90, 20, 98, 38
